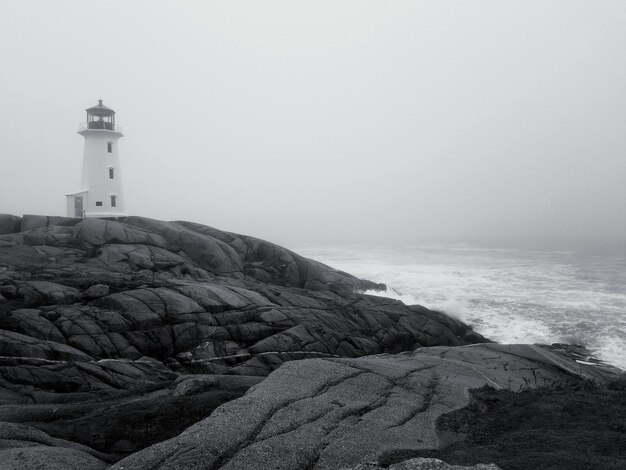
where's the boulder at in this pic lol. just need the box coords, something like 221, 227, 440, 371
173, 375, 220, 397
82, 284, 110, 299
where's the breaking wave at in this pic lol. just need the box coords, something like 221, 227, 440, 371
300, 244, 626, 370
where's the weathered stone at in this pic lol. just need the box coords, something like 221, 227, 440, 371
1, 215, 487, 382
82, 284, 110, 299
0, 422, 109, 470
344, 458, 502, 470
112, 344, 619, 470
0, 329, 93, 362
17, 281, 81, 305
71, 218, 168, 249
0, 214, 495, 461
0, 285, 17, 298
0, 446, 108, 470
173, 375, 220, 397
20, 214, 80, 232
0, 214, 21, 235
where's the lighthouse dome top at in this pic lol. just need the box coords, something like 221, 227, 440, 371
86, 99, 115, 116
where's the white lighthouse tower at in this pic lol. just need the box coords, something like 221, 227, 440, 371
65, 100, 126, 218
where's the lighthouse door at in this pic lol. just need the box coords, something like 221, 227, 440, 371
74, 196, 83, 217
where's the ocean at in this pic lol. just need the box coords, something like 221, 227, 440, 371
296, 244, 626, 370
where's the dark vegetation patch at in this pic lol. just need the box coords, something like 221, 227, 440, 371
380, 377, 626, 470
23, 378, 259, 461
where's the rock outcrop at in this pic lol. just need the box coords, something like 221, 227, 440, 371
3, 214, 617, 469
110, 343, 619, 470
0, 214, 486, 463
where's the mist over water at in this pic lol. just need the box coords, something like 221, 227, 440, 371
297, 244, 626, 370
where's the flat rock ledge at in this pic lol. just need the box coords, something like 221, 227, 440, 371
111, 343, 618, 470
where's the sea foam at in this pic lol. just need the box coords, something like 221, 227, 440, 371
299, 244, 626, 370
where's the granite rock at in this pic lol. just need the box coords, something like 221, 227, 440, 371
343, 457, 502, 470
0, 214, 487, 459
0, 421, 109, 470
111, 343, 619, 470
82, 284, 110, 299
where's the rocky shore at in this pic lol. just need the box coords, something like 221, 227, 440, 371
0, 214, 621, 469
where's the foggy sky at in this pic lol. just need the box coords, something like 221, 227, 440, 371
1, 1, 625, 249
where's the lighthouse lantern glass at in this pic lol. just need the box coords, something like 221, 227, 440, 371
87, 110, 115, 130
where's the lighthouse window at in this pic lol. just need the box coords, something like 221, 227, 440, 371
111, 195, 117, 207
107, 142, 112, 153
109, 168, 114, 179
95, 201, 103, 207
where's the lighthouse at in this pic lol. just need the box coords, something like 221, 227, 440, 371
65, 100, 126, 218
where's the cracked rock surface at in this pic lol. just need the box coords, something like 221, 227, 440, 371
0, 214, 487, 466
111, 343, 619, 470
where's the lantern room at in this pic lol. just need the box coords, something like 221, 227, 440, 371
85, 99, 116, 130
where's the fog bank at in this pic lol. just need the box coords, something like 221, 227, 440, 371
1, 1, 624, 250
